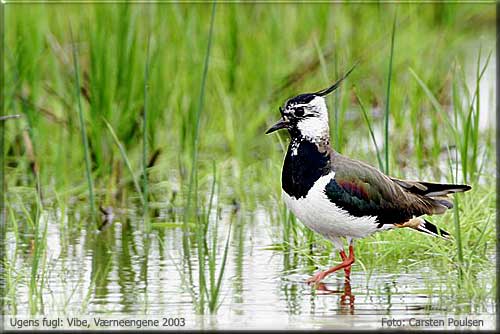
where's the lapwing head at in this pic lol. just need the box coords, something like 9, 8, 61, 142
265, 93, 330, 140
266, 64, 356, 141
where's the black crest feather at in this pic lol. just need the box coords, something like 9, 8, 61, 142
314, 63, 357, 97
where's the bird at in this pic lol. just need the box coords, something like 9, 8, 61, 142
266, 66, 471, 285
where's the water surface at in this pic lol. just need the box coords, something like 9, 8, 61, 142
4, 206, 495, 330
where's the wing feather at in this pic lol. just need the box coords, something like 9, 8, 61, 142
326, 154, 442, 225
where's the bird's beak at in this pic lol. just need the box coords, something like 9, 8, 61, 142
265, 117, 288, 134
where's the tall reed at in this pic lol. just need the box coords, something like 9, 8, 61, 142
25, 194, 47, 314
143, 36, 151, 232
71, 26, 96, 225
184, 2, 217, 236
195, 162, 232, 314
410, 46, 492, 184
103, 117, 144, 204
355, 91, 384, 170
383, 11, 397, 175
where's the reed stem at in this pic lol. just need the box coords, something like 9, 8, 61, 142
71, 26, 96, 225
384, 11, 397, 175
143, 36, 151, 232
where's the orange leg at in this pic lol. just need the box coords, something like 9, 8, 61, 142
307, 246, 355, 285
342, 245, 355, 280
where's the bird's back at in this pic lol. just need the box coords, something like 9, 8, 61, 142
330, 151, 471, 224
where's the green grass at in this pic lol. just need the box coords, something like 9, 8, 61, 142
2, 2, 495, 318
354, 90, 384, 170
142, 35, 151, 232
184, 2, 217, 243
195, 161, 232, 314
71, 26, 96, 226
103, 117, 144, 205
383, 11, 397, 175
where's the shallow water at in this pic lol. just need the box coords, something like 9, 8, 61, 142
4, 205, 495, 330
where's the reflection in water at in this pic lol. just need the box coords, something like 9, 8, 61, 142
231, 213, 245, 314
4, 206, 495, 329
315, 280, 355, 315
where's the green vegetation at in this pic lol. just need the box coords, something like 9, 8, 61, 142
2, 2, 495, 322
70, 27, 96, 226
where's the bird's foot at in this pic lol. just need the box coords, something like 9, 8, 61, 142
307, 247, 355, 285
306, 271, 329, 285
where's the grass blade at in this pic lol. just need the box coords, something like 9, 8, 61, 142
446, 146, 464, 278
143, 35, 151, 231
70, 26, 96, 225
355, 91, 384, 170
210, 223, 232, 313
384, 11, 397, 175
102, 117, 144, 205
185, 2, 217, 229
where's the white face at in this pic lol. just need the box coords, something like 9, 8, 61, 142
284, 95, 330, 141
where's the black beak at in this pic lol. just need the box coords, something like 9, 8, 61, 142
265, 117, 288, 134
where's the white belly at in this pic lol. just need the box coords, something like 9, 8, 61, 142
282, 173, 386, 240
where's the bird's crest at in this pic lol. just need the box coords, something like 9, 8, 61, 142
313, 63, 357, 97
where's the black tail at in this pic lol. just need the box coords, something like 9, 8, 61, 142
419, 182, 471, 212
392, 178, 471, 197
417, 182, 471, 197
416, 219, 451, 240
392, 178, 471, 213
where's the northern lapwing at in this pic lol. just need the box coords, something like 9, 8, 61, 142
266, 66, 471, 284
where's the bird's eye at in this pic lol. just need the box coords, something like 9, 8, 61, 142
294, 107, 305, 117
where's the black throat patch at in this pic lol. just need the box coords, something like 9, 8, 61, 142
282, 138, 331, 199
